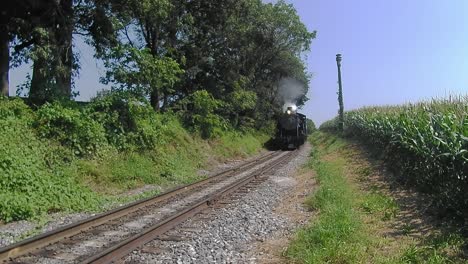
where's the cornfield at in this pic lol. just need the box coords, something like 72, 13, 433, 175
321, 96, 468, 217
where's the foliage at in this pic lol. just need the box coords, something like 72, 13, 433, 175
306, 118, 316, 134
319, 118, 339, 132
101, 45, 183, 109
212, 130, 269, 158
321, 97, 468, 218
0, 98, 101, 222
88, 91, 196, 149
4, 0, 313, 131
0, 97, 33, 120
96, 0, 313, 123
0, 94, 270, 222
178, 90, 228, 138
35, 102, 108, 157
86, 90, 136, 150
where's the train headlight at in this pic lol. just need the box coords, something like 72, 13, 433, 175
286, 110, 291, 115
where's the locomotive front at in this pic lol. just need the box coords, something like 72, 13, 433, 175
279, 105, 299, 130
277, 104, 307, 149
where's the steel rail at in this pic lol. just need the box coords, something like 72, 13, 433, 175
82, 151, 296, 264
0, 151, 281, 263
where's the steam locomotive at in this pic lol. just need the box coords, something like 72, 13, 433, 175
276, 104, 307, 149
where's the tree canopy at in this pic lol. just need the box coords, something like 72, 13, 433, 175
1, 0, 315, 130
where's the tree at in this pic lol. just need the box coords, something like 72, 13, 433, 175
98, 0, 190, 110
0, 0, 61, 97
172, 0, 314, 128
0, 23, 8, 97
102, 45, 183, 111
0, 0, 117, 103
306, 118, 316, 134
230, 0, 314, 127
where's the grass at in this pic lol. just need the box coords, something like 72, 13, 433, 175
287, 132, 467, 264
287, 133, 368, 263
212, 130, 269, 159
72, 130, 268, 195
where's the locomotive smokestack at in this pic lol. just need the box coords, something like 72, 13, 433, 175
283, 103, 297, 113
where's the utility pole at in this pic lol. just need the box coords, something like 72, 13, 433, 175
336, 54, 344, 132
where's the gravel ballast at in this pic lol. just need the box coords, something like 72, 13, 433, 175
0, 145, 313, 263
124, 143, 312, 264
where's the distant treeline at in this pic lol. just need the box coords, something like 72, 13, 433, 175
1, 0, 315, 130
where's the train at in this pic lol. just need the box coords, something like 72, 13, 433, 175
276, 104, 307, 150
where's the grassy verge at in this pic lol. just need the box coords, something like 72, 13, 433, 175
70, 131, 268, 196
287, 132, 466, 263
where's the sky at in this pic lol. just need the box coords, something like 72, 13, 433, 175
9, 0, 468, 125
294, 0, 468, 125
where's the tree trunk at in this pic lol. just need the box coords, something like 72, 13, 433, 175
55, 0, 73, 99
30, 55, 48, 104
55, 32, 73, 99
150, 88, 160, 111
0, 25, 9, 97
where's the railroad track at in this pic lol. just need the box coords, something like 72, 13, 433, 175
0, 150, 297, 263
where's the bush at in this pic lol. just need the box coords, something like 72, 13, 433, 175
0, 99, 101, 222
88, 91, 171, 150
179, 90, 228, 138
213, 130, 269, 158
319, 118, 339, 132
0, 92, 268, 222
306, 118, 316, 134
35, 102, 108, 157
0, 97, 34, 121
87, 91, 135, 150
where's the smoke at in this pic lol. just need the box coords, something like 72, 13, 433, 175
277, 77, 306, 110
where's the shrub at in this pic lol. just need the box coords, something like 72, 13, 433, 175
88, 91, 170, 150
35, 102, 108, 157
0, 99, 101, 222
0, 97, 34, 122
319, 118, 339, 132
306, 118, 316, 134
126, 99, 165, 149
87, 91, 138, 150
179, 90, 228, 138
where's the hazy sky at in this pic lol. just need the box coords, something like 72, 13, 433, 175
9, 0, 468, 125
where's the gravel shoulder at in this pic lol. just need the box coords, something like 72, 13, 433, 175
124, 143, 313, 264
250, 167, 316, 263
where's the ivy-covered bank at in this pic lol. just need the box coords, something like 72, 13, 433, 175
0, 95, 268, 223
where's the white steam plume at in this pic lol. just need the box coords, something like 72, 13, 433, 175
277, 77, 306, 111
